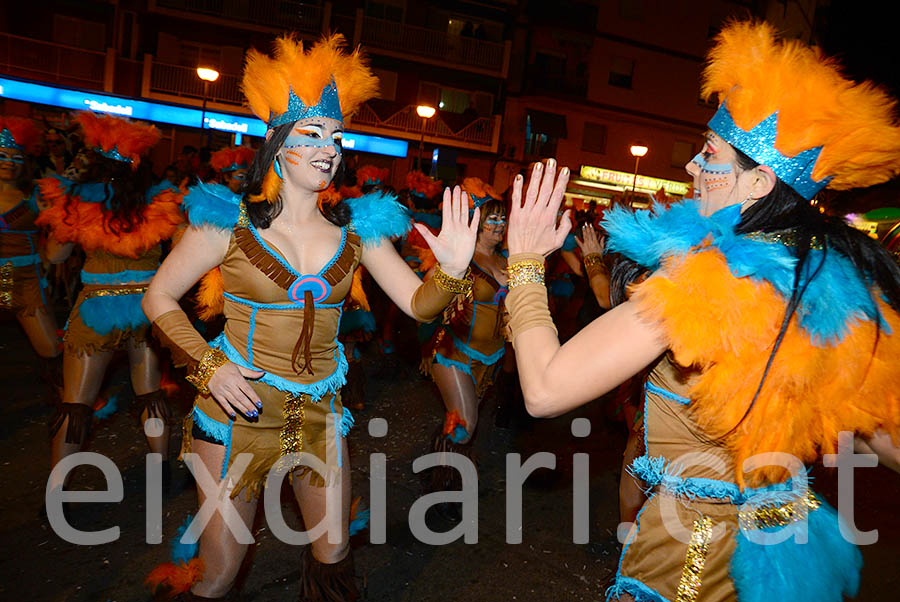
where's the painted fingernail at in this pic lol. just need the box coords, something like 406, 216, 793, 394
230, 412, 237, 419
561, 167, 569, 175
515, 174, 523, 182
256, 401, 263, 409
535, 163, 542, 171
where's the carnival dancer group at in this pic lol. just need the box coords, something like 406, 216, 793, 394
5, 18, 899, 601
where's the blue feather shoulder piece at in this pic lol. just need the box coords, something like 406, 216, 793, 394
604, 200, 885, 345
346, 191, 412, 247
182, 181, 242, 231
146, 179, 179, 203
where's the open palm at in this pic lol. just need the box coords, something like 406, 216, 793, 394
413, 185, 479, 277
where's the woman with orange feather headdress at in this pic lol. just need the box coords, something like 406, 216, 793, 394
210, 145, 256, 194
0, 115, 63, 387
142, 34, 481, 600
35, 111, 183, 502
503, 20, 900, 602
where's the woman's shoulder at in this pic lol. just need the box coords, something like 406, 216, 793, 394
345, 191, 411, 247
182, 181, 243, 231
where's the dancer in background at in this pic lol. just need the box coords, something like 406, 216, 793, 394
37, 111, 182, 496
505, 21, 900, 602
210, 145, 256, 194
143, 34, 479, 600
0, 116, 63, 389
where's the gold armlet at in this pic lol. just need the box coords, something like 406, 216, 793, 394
434, 264, 473, 294
508, 260, 545, 290
583, 253, 605, 268
185, 348, 229, 395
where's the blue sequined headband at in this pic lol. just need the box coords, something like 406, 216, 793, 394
220, 163, 248, 172
708, 104, 831, 200
95, 145, 133, 163
268, 81, 343, 128
0, 128, 24, 151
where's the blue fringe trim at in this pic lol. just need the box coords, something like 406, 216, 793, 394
182, 181, 242, 231
171, 514, 200, 564
81, 269, 157, 285
191, 406, 231, 444
731, 496, 861, 602
645, 381, 690, 405
93, 393, 119, 420
603, 200, 887, 344
606, 576, 670, 602
433, 352, 472, 376
78, 292, 148, 335
346, 192, 412, 247
339, 407, 355, 437
349, 507, 370, 536
210, 332, 348, 400
450, 334, 505, 366
629, 454, 807, 505
339, 309, 376, 335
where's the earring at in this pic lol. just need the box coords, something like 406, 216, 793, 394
273, 156, 284, 180
741, 192, 755, 206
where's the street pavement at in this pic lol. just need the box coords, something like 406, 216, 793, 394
1, 312, 899, 601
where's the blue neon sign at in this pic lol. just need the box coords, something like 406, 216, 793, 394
0, 76, 408, 158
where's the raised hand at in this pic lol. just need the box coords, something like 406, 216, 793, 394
508, 159, 571, 256
577, 222, 605, 256
413, 185, 479, 277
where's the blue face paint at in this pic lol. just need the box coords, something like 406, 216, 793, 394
690, 152, 707, 169
485, 219, 506, 226
283, 124, 343, 155
0, 149, 24, 165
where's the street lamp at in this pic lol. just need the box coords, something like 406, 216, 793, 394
197, 67, 219, 142
416, 104, 436, 171
629, 144, 648, 203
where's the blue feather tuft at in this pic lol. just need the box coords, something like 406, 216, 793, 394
93, 393, 119, 420
78, 293, 148, 335
182, 181, 242, 231
171, 515, 200, 564
348, 508, 370, 536
605, 576, 669, 601
731, 496, 861, 602
346, 192, 412, 247
146, 179, 179, 202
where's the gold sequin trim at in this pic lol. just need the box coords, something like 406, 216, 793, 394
674, 516, 713, 602
434, 264, 473, 294
0, 261, 13, 309
237, 201, 250, 227
280, 392, 308, 455
583, 253, 605, 268
738, 491, 821, 531
185, 348, 229, 395
507, 259, 545, 289
746, 231, 824, 250
83, 285, 149, 299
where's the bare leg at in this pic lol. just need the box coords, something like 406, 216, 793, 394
126, 338, 168, 455
48, 349, 114, 492
431, 363, 478, 443
17, 306, 61, 358
619, 427, 645, 526
190, 438, 259, 598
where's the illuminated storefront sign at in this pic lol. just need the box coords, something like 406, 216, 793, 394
579, 165, 690, 196
0, 77, 409, 158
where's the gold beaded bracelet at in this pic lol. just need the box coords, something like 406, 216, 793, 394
583, 253, 605, 268
434, 264, 473, 294
507, 259, 545, 289
185, 348, 229, 395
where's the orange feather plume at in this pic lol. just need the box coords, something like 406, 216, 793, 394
338, 184, 362, 199
348, 267, 370, 311
242, 34, 379, 124
209, 146, 255, 172
76, 112, 160, 168
35, 178, 184, 257
703, 20, 900, 190
632, 248, 900, 488
0, 116, 41, 154
461, 177, 500, 202
356, 164, 389, 187
145, 558, 204, 597
194, 267, 225, 321
405, 170, 442, 199
248, 162, 281, 204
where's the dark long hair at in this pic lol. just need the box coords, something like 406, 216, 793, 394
69, 153, 153, 235
243, 122, 350, 229
612, 148, 900, 433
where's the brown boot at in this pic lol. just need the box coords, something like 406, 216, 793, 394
299, 548, 360, 601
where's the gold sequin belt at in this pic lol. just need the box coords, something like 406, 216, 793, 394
82, 284, 149, 299
738, 490, 821, 531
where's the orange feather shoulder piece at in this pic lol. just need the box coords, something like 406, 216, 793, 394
35, 177, 184, 258
631, 248, 900, 488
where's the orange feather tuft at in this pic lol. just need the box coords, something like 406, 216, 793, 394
356, 164, 389, 187
703, 20, 900, 190
35, 179, 184, 257
242, 34, 379, 125
632, 249, 900, 488
405, 171, 443, 199
248, 163, 282, 204
348, 267, 370, 311
209, 146, 255, 172
76, 112, 160, 168
338, 185, 362, 199
0, 116, 42, 154
194, 268, 225, 321
461, 177, 501, 203
145, 558, 204, 596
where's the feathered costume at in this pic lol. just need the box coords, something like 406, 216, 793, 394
209, 146, 255, 173
35, 112, 182, 354
356, 164, 389, 188
1, 116, 48, 315
602, 22, 900, 602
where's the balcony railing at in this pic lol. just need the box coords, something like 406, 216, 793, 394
358, 16, 506, 74
153, 0, 322, 32
0, 32, 106, 89
149, 60, 243, 105
351, 102, 500, 152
